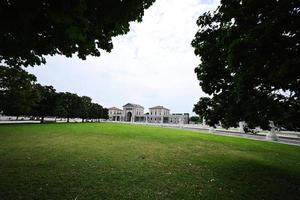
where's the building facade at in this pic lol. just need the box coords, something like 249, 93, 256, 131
109, 103, 189, 124
123, 103, 145, 122
108, 107, 124, 121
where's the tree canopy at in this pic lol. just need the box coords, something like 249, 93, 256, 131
0, 66, 39, 118
192, 0, 300, 131
0, 0, 155, 67
190, 116, 201, 123
30, 84, 57, 123
0, 66, 108, 122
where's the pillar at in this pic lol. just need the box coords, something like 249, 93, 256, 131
239, 121, 246, 133
266, 121, 278, 141
202, 118, 206, 126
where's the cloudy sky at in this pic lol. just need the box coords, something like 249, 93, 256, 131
27, 0, 220, 114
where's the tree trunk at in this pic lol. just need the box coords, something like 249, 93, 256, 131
82, 118, 84, 123
16, 116, 19, 120
67, 117, 70, 123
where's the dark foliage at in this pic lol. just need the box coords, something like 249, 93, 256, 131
190, 116, 201, 123
0, 66, 108, 122
31, 84, 57, 123
192, 0, 300, 130
0, 0, 155, 67
0, 66, 39, 118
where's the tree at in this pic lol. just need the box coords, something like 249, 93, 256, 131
0, 66, 39, 119
58, 92, 82, 122
190, 116, 201, 123
89, 103, 103, 122
31, 84, 57, 123
79, 96, 92, 122
102, 108, 109, 120
88, 103, 109, 121
192, 0, 300, 131
0, 0, 155, 67
53, 92, 67, 121
0, 66, 108, 122
193, 97, 211, 122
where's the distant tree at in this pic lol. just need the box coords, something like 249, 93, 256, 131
79, 96, 92, 122
192, 0, 300, 131
0, 66, 39, 119
53, 94, 68, 121
190, 116, 201, 123
88, 103, 97, 121
0, 66, 107, 122
31, 84, 57, 123
0, 0, 156, 67
89, 103, 103, 122
58, 92, 82, 122
102, 108, 109, 120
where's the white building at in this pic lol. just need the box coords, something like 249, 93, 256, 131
123, 103, 145, 122
147, 106, 170, 123
108, 107, 124, 121
109, 103, 189, 124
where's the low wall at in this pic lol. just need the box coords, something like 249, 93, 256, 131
108, 121, 300, 140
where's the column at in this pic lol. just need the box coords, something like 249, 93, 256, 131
266, 121, 278, 141
239, 121, 246, 133
202, 118, 206, 127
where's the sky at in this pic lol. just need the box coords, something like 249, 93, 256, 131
27, 0, 220, 114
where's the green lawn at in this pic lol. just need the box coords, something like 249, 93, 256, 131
0, 123, 299, 200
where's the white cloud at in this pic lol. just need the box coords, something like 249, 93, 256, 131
27, 0, 220, 114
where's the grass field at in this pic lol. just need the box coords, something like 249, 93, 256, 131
0, 123, 299, 200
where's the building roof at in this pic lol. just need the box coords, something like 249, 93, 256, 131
149, 105, 170, 110
123, 103, 144, 108
108, 107, 123, 111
